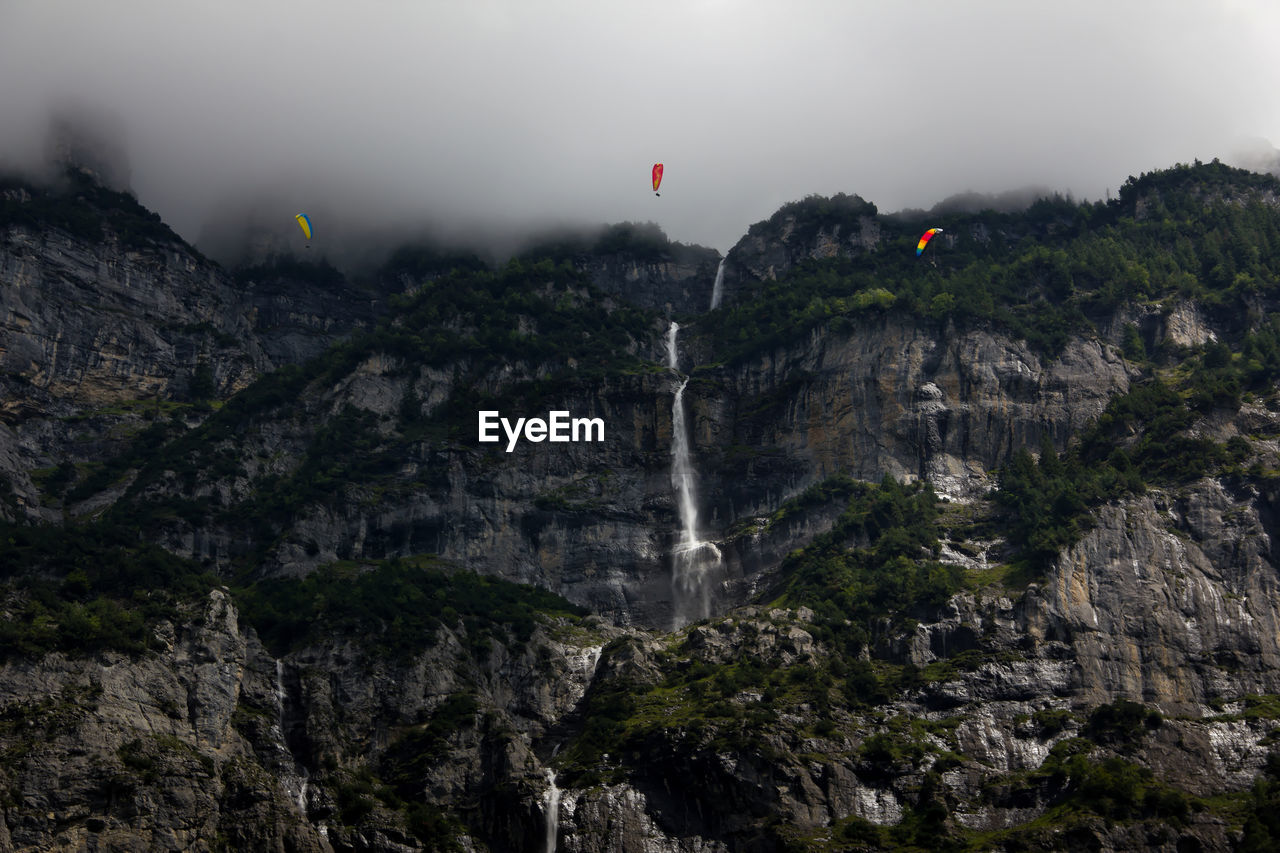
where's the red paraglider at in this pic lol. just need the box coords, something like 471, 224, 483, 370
652, 163, 663, 197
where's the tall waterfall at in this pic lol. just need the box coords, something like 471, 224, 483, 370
274, 660, 310, 817
543, 768, 562, 853
709, 258, 726, 310
666, 321, 721, 628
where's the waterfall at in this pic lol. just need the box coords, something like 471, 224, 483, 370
709, 258, 725, 310
543, 768, 562, 853
670, 379, 699, 549
274, 658, 286, 706
274, 659, 310, 817
666, 321, 721, 629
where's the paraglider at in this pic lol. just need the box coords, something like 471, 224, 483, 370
652, 163, 663, 197
295, 213, 313, 247
916, 227, 943, 257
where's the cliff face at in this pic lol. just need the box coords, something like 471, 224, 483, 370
0, 218, 259, 522
701, 318, 1131, 502
6, 168, 1280, 850
578, 246, 722, 317
108, 313, 1131, 630
0, 191, 392, 523
0, 591, 316, 852
0, 588, 614, 852
0, 224, 265, 405
718, 195, 882, 309
9, 492, 1276, 853
237, 265, 390, 366
1024, 481, 1280, 709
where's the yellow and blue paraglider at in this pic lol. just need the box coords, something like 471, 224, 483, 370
295, 213, 313, 247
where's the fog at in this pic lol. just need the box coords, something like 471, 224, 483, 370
3, 1, 1278, 263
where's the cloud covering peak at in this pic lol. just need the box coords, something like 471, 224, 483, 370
3, 1, 1278, 260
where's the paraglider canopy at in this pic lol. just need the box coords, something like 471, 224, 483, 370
296, 213, 313, 246
916, 227, 943, 257
652, 163, 663, 197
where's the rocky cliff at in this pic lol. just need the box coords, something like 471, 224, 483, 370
518, 222, 723, 317
4, 162, 1280, 851
0, 174, 397, 524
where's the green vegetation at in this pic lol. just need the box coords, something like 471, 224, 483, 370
518, 220, 685, 265
1242, 695, 1280, 719
65, 419, 186, 504
189, 357, 215, 401
994, 323, 1273, 569
109, 258, 656, 559
379, 693, 480, 825
1240, 754, 1280, 852
376, 259, 653, 377
214, 403, 391, 545
0, 180, 671, 590
235, 557, 587, 660
234, 255, 348, 288
324, 760, 468, 851
1029, 707, 1075, 739
557, 479, 974, 787
0, 169, 186, 251
1082, 698, 1163, 752
746, 192, 879, 247
774, 476, 961, 653
0, 521, 218, 660
762, 472, 863, 531
379, 243, 488, 280
534, 472, 615, 513
0, 518, 585, 666
7, 159, 1280, 850
707, 161, 1280, 363
808, 714, 1196, 851
1023, 736, 1193, 825
995, 432, 1141, 570
32, 461, 78, 500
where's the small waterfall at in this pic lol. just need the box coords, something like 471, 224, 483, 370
709, 258, 726, 310
543, 768, 562, 853
274, 659, 310, 817
666, 322, 721, 629
274, 658, 286, 705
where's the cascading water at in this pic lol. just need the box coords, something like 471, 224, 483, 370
709, 257, 726, 310
274, 660, 310, 817
543, 768, 562, 853
666, 321, 721, 629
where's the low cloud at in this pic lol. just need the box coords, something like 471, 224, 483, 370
3, 1, 1278, 265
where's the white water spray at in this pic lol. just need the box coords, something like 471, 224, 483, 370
543, 768, 562, 853
274, 659, 310, 817
709, 258, 726, 310
666, 322, 721, 629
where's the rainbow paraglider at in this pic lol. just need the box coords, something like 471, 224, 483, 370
916, 227, 943, 256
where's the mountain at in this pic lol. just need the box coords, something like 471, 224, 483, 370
4, 160, 1280, 851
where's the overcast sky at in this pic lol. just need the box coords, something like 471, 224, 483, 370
2, 0, 1279, 260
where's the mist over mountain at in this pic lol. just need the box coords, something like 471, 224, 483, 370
888, 186, 1063, 220
8, 3, 1280, 850
4, 2, 1278, 257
